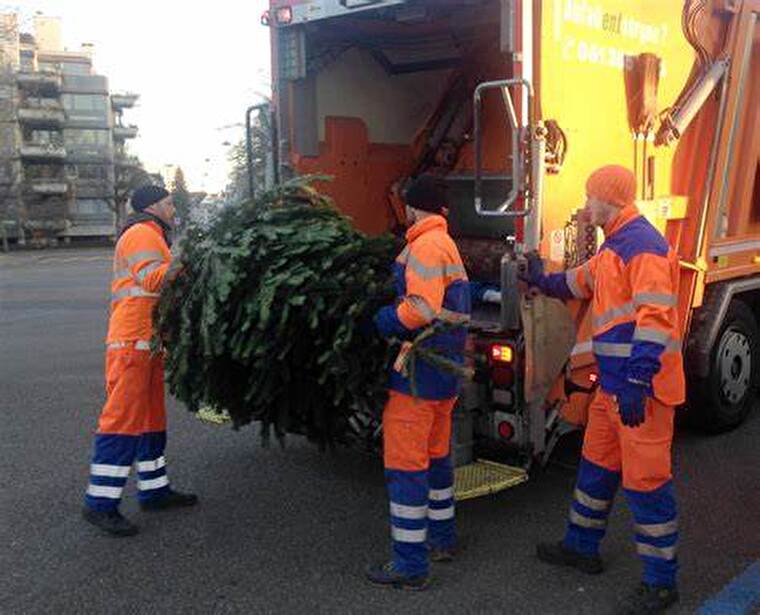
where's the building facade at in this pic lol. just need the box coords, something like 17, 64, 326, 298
0, 14, 139, 243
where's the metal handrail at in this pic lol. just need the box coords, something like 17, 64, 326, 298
246, 104, 268, 199
473, 78, 534, 218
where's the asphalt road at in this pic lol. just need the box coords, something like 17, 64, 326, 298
1, 248, 759, 614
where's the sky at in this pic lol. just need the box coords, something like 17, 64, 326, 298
6, 0, 272, 192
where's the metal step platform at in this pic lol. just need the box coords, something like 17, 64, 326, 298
454, 459, 528, 501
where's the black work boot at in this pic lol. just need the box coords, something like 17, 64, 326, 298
139, 489, 198, 512
536, 541, 604, 574
365, 561, 430, 591
615, 583, 679, 614
82, 507, 139, 537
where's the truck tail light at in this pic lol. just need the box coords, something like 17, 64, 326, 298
490, 344, 514, 364
275, 6, 293, 24
498, 421, 515, 440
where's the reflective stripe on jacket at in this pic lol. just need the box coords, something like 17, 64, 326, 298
540, 205, 685, 405
387, 215, 471, 400
106, 220, 171, 343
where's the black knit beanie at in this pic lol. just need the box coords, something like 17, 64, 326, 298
404, 175, 448, 214
131, 185, 169, 212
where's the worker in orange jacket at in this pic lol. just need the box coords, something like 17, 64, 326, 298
82, 185, 197, 537
366, 175, 470, 590
523, 166, 684, 613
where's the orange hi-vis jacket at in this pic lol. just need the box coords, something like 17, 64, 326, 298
376, 215, 471, 400
107, 220, 171, 343
539, 205, 685, 406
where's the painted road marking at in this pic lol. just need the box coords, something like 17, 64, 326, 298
698, 561, 760, 614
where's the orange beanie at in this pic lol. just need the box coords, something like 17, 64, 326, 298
585, 165, 636, 208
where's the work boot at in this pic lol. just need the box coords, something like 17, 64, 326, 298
139, 489, 198, 512
536, 541, 604, 574
365, 562, 430, 591
615, 583, 679, 614
429, 545, 456, 563
82, 507, 139, 537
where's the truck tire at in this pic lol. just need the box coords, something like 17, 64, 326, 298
688, 299, 759, 433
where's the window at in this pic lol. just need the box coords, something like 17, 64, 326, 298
62, 62, 89, 76
0, 161, 15, 182
27, 129, 63, 146
38, 61, 60, 72
75, 199, 109, 215
74, 164, 108, 180
20, 50, 34, 71
25, 165, 62, 180
62, 94, 108, 113
64, 129, 111, 147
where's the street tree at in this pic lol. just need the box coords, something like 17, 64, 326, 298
225, 102, 272, 204
171, 166, 191, 227
114, 159, 151, 229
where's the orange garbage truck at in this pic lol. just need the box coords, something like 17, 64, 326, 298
260, 0, 760, 495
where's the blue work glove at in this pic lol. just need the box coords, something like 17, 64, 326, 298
373, 305, 407, 339
617, 381, 648, 427
517, 251, 545, 287
470, 282, 501, 304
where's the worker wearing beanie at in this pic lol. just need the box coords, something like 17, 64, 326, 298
523, 165, 684, 613
82, 185, 197, 537
366, 175, 470, 590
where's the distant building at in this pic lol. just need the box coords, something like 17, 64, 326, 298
0, 12, 140, 244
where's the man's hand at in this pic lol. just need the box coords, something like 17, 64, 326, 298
165, 260, 184, 284
517, 252, 545, 291
617, 381, 648, 427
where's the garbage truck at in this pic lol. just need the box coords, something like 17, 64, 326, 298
259, 0, 760, 497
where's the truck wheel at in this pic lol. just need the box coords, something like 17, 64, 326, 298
688, 300, 759, 432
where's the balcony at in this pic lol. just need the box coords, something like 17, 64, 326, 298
20, 142, 67, 161
16, 71, 62, 93
111, 93, 139, 109
18, 102, 66, 127
115, 154, 140, 168
113, 124, 138, 140
28, 179, 69, 195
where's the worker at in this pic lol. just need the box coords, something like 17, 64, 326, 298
366, 175, 471, 590
523, 165, 684, 613
82, 185, 197, 537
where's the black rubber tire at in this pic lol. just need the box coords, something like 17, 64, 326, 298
687, 300, 759, 433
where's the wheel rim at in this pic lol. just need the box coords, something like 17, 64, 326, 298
717, 328, 752, 405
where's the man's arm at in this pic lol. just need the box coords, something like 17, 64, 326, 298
121, 228, 171, 293
626, 252, 678, 389
375, 242, 455, 338
615, 251, 678, 427
524, 252, 597, 301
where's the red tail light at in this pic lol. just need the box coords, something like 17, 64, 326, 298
498, 421, 515, 440
490, 344, 514, 364
275, 6, 293, 24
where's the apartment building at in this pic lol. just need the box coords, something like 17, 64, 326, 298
0, 14, 140, 243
